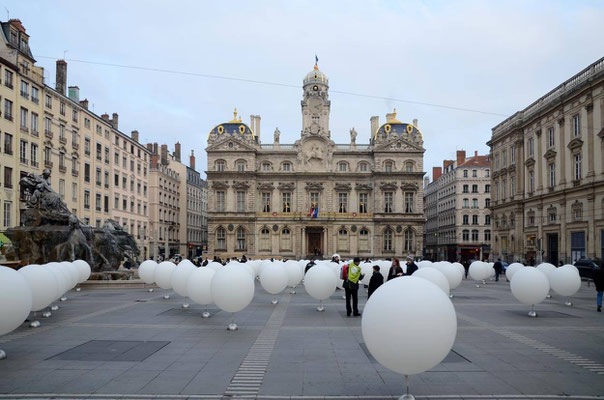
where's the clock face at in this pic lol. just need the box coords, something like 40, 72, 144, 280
308, 97, 322, 114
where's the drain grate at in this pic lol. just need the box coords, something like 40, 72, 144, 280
48, 340, 170, 362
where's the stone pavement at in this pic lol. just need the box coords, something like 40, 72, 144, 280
0, 275, 603, 400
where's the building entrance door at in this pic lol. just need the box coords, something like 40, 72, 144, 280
306, 227, 323, 257
547, 233, 558, 265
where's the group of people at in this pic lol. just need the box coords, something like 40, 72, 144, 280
335, 255, 419, 317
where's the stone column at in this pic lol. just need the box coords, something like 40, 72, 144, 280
536, 130, 543, 191
558, 117, 567, 185
587, 192, 596, 259
559, 199, 567, 263
586, 103, 595, 180
301, 227, 306, 258
536, 205, 543, 264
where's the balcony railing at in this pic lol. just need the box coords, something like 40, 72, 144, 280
59, 165, 66, 173
44, 160, 53, 168
31, 160, 39, 168
4, 147, 13, 155
20, 91, 29, 99
71, 169, 78, 177
45, 129, 53, 138
59, 136, 67, 144
32, 97, 39, 105
72, 141, 79, 150
20, 158, 28, 165
31, 129, 39, 137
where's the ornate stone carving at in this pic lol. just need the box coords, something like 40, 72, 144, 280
379, 181, 398, 191
305, 182, 324, 191
212, 181, 230, 190
274, 127, 280, 143
349, 127, 357, 144
232, 181, 250, 190
543, 149, 557, 161
355, 183, 373, 192
567, 137, 584, 152
400, 182, 419, 192
257, 182, 275, 191
334, 182, 352, 192
277, 182, 295, 191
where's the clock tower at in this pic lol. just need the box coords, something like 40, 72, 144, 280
301, 63, 330, 137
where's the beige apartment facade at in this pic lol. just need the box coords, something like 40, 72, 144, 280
0, 19, 151, 260
424, 151, 491, 262
488, 57, 604, 265
186, 151, 204, 259
206, 65, 426, 260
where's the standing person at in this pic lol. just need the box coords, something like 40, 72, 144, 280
331, 254, 340, 263
493, 258, 503, 282
387, 258, 403, 280
368, 265, 384, 298
344, 257, 363, 316
594, 264, 604, 312
463, 260, 469, 279
305, 258, 316, 274
405, 257, 418, 275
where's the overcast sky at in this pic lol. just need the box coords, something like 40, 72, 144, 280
6, 0, 604, 179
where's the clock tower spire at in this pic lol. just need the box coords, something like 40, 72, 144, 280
301, 61, 330, 137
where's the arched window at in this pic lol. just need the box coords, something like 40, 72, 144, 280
471, 229, 479, 242
215, 160, 225, 171
405, 161, 413, 172
282, 162, 292, 172
236, 227, 246, 251
337, 228, 349, 251
359, 228, 369, 252
383, 228, 393, 252
262, 162, 271, 171
462, 229, 469, 241
404, 229, 414, 252
280, 228, 292, 251
338, 162, 348, 172
358, 162, 368, 172
216, 227, 226, 250
384, 161, 394, 173
235, 159, 246, 172
260, 228, 270, 251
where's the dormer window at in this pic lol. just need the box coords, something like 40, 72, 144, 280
359, 162, 368, 172
262, 162, 271, 171
236, 160, 246, 172
338, 162, 347, 172
384, 161, 393, 173
216, 160, 225, 172
282, 162, 291, 171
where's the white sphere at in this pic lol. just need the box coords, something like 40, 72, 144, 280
439, 264, 463, 290
536, 263, 557, 282
46, 262, 69, 297
206, 261, 223, 272
43, 263, 63, 300
452, 262, 465, 278
18, 265, 55, 311
510, 267, 550, 305
72, 260, 91, 283
550, 266, 581, 297
506, 263, 524, 280
61, 261, 79, 289
469, 261, 487, 281
417, 260, 433, 269
304, 265, 337, 301
0, 266, 33, 335
360, 262, 373, 285
228, 261, 255, 279
155, 261, 176, 289
378, 260, 392, 281
412, 267, 450, 295
211, 267, 254, 313
562, 263, 580, 275
187, 267, 215, 305
138, 260, 157, 284
171, 260, 197, 297
260, 262, 289, 295
362, 276, 457, 375
285, 261, 304, 287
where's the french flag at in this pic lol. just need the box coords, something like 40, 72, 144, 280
312, 206, 319, 218
307, 204, 315, 217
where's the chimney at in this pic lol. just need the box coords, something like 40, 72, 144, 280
424, 176, 430, 188
433, 167, 442, 181
68, 86, 79, 102
474, 150, 478, 158
413, 118, 418, 128
151, 153, 159, 169
190, 150, 196, 170
101, 113, 109, 122
386, 110, 397, 123
174, 142, 181, 162
443, 160, 454, 171
456, 150, 466, 166
370, 116, 379, 138
131, 130, 139, 142
254, 115, 261, 139
111, 113, 119, 129
56, 60, 67, 95
79, 98, 89, 109
146, 143, 153, 152
153, 142, 158, 155
160, 144, 168, 165
250, 115, 255, 132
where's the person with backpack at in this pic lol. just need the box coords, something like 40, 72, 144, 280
368, 265, 384, 298
343, 257, 364, 317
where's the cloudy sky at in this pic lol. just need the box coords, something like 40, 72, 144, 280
6, 0, 604, 179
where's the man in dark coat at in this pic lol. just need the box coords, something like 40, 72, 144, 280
593, 265, 604, 312
405, 257, 418, 275
305, 258, 316, 274
493, 258, 503, 282
368, 265, 384, 298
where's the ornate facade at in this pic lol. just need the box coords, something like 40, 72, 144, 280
488, 57, 604, 264
206, 64, 426, 259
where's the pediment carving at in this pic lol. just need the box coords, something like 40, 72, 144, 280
211, 181, 230, 190
525, 157, 535, 167
334, 183, 352, 192
305, 182, 324, 191
400, 182, 419, 191
257, 182, 275, 191
277, 182, 296, 191
379, 181, 398, 191
567, 137, 584, 152
543, 149, 557, 160
355, 183, 373, 192
232, 181, 250, 190
373, 137, 424, 152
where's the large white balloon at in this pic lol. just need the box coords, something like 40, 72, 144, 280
211, 267, 255, 313
206, 261, 223, 272
61, 261, 79, 289
438, 264, 463, 290
304, 265, 337, 301
505, 263, 524, 280
510, 267, 550, 305
138, 260, 158, 284
550, 266, 581, 297
362, 276, 457, 375
72, 260, 91, 283
260, 262, 289, 295
0, 266, 33, 335
412, 267, 450, 295
360, 262, 374, 285
46, 262, 69, 298
285, 261, 304, 287
155, 261, 176, 289
187, 267, 215, 305
171, 260, 197, 297
469, 261, 489, 281
18, 265, 55, 312
417, 260, 433, 269
536, 263, 557, 282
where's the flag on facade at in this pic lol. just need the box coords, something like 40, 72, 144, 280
312, 206, 319, 218
307, 203, 315, 217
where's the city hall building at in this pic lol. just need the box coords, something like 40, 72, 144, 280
205, 64, 426, 259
